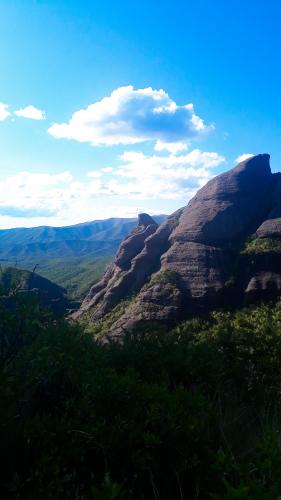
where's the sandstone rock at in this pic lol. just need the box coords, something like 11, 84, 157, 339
115, 213, 158, 270
256, 173, 281, 238
109, 279, 183, 340
74, 213, 160, 320
73, 210, 183, 322
245, 272, 281, 303
171, 154, 272, 245
76, 153, 281, 336
161, 241, 229, 304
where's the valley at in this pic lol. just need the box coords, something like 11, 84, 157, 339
0, 215, 166, 300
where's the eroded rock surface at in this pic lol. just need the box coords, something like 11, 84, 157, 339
76, 153, 281, 336
171, 154, 272, 245
256, 173, 281, 238
74, 213, 161, 320
245, 272, 281, 303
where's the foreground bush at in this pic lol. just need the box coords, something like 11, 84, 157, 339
1, 294, 281, 498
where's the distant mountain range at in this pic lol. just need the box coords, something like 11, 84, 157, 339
0, 216, 166, 262
0, 216, 166, 300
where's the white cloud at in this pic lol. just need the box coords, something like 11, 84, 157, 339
111, 149, 225, 199
87, 171, 102, 178
235, 153, 254, 164
48, 85, 213, 147
0, 148, 225, 228
0, 102, 11, 121
101, 167, 113, 173
0, 171, 73, 216
14, 105, 45, 120
154, 140, 188, 154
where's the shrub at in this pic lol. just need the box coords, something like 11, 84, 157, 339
242, 236, 281, 254
1, 290, 281, 498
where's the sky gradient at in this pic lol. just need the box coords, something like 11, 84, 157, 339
0, 0, 281, 228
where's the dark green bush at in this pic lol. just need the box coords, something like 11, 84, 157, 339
1, 291, 281, 498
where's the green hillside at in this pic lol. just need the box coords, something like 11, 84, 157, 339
0, 266, 70, 315
2, 255, 112, 301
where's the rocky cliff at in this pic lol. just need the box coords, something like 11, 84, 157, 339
76, 154, 281, 337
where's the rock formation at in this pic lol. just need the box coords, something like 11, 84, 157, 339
73, 213, 160, 320
256, 173, 281, 238
76, 154, 281, 336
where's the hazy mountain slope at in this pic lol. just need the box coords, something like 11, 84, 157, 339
0, 216, 165, 300
0, 216, 166, 261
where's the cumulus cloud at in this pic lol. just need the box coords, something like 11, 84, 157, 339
0, 102, 11, 121
235, 153, 254, 164
154, 140, 188, 154
0, 171, 73, 217
48, 85, 213, 147
111, 149, 225, 199
87, 171, 102, 178
14, 105, 45, 120
0, 148, 224, 228
101, 167, 114, 173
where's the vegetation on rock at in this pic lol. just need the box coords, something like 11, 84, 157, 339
149, 269, 180, 286
242, 236, 281, 255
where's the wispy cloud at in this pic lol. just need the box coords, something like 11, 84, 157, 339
0, 102, 11, 121
14, 105, 45, 120
154, 140, 188, 154
48, 85, 213, 147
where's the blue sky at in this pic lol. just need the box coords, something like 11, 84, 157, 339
0, 0, 281, 228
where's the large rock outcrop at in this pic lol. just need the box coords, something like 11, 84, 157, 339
256, 173, 281, 238
171, 154, 272, 245
74, 213, 160, 320
76, 154, 281, 336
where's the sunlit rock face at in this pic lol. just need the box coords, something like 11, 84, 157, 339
76, 153, 281, 337
170, 154, 272, 245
